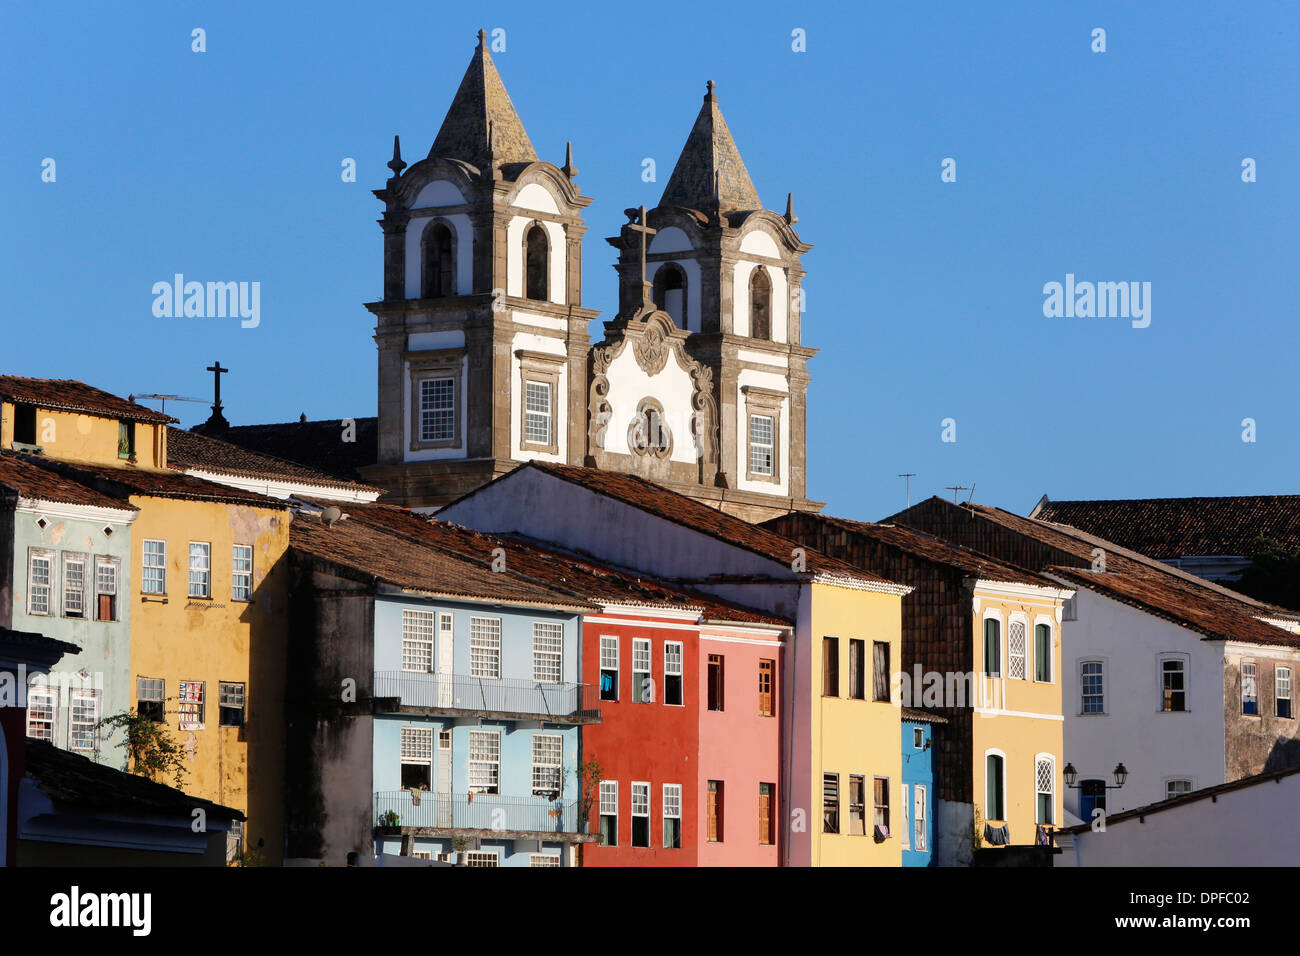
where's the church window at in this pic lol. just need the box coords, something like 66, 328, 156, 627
408, 350, 465, 451
421, 221, 455, 298
517, 351, 563, 455
524, 381, 552, 445
420, 378, 455, 442
653, 263, 687, 328
749, 266, 771, 341
628, 398, 672, 460
525, 223, 549, 301
748, 414, 774, 476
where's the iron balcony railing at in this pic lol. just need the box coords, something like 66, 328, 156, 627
373, 790, 591, 836
373, 671, 600, 720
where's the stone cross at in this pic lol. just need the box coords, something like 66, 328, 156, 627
207, 361, 228, 414
626, 205, 657, 307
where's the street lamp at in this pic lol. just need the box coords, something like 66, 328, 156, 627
1063, 761, 1128, 789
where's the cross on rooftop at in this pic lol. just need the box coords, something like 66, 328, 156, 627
626, 205, 657, 309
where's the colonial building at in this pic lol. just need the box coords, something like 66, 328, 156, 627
226, 31, 821, 523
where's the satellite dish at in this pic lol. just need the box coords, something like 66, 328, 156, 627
322, 506, 343, 528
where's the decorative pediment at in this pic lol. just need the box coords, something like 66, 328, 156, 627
632, 312, 675, 376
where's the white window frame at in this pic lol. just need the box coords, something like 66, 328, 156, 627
900, 782, 911, 850
1158, 653, 1190, 713
1278, 666, 1293, 718
1033, 617, 1055, 683
1242, 658, 1259, 715
914, 784, 928, 851
1164, 777, 1195, 800
1006, 614, 1027, 680
1034, 753, 1055, 825
663, 783, 682, 830
631, 780, 651, 847
531, 733, 563, 795
27, 548, 55, 616
188, 541, 211, 599
178, 680, 205, 731
62, 552, 88, 618
69, 688, 100, 752
523, 380, 553, 446
418, 376, 456, 443
748, 413, 775, 477
218, 681, 246, 725
463, 850, 499, 868
94, 556, 119, 622
600, 635, 619, 700
26, 681, 55, 740
529, 853, 561, 867
1080, 658, 1106, 715
632, 638, 652, 703
467, 729, 501, 793
599, 780, 618, 845
231, 544, 253, 601
664, 641, 683, 706
402, 609, 435, 673
532, 622, 563, 684
470, 617, 502, 680
142, 539, 166, 595
984, 748, 1007, 821
401, 726, 434, 765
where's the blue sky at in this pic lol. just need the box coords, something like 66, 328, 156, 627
3, 1, 1297, 520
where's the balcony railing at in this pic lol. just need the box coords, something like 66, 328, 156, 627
373, 672, 600, 720
373, 790, 591, 836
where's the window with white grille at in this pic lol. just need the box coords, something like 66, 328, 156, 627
1081, 660, 1105, 714
470, 617, 501, 679
633, 638, 652, 703
1007, 620, 1026, 679
664, 642, 683, 706
600, 635, 618, 701
1035, 755, 1055, 825
28, 550, 53, 615
70, 688, 99, 751
26, 683, 55, 740
748, 415, 774, 476
188, 542, 211, 598
663, 783, 682, 849
419, 378, 455, 442
599, 781, 618, 846
463, 851, 499, 867
178, 680, 205, 730
231, 544, 253, 601
631, 781, 650, 847
914, 784, 928, 851
524, 381, 552, 445
1279, 667, 1293, 719
532, 622, 563, 683
402, 609, 435, 672
62, 553, 86, 617
402, 726, 433, 762
142, 539, 166, 594
412, 850, 433, 860
1165, 778, 1193, 799
468, 730, 500, 793
219, 682, 246, 726
531, 733, 563, 794
94, 557, 119, 622
529, 853, 561, 867
137, 677, 165, 722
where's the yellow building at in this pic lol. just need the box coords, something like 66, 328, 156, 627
1, 376, 292, 863
764, 512, 1073, 865
807, 579, 906, 867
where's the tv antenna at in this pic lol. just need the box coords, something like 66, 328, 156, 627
944, 484, 969, 503
131, 393, 206, 415
898, 473, 916, 509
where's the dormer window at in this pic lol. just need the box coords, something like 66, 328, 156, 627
421, 221, 455, 298
749, 266, 771, 341
525, 223, 549, 301
653, 263, 687, 328
13, 403, 36, 446
117, 420, 135, 460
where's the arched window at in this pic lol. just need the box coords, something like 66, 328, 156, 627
985, 753, 1005, 821
422, 222, 455, 299
653, 263, 687, 328
749, 266, 771, 340
525, 223, 549, 301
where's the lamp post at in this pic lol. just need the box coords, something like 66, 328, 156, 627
1063, 762, 1128, 790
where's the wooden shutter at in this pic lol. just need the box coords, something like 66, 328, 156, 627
873, 642, 889, 701
758, 659, 774, 716
758, 784, 772, 845
707, 781, 720, 842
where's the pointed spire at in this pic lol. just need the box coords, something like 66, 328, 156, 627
428, 29, 537, 172
387, 135, 406, 177
784, 191, 797, 225
562, 141, 578, 180
659, 80, 761, 217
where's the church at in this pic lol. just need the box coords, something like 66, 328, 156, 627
247, 31, 822, 523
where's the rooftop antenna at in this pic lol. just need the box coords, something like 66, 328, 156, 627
898, 473, 916, 510
944, 484, 968, 503
132, 393, 205, 415
966, 482, 976, 504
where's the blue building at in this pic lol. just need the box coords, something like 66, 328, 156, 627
285, 502, 601, 867
901, 709, 944, 867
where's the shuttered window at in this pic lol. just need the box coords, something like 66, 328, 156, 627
822, 773, 840, 834
872, 641, 890, 702
758, 659, 774, 716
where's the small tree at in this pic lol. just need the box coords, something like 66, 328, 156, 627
1233, 535, 1300, 611
95, 709, 189, 788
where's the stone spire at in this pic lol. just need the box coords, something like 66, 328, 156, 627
428, 29, 537, 172
659, 80, 761, 217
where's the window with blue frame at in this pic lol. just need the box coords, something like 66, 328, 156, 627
1242, 661, 1258, 715
1079, 779, 1106, 821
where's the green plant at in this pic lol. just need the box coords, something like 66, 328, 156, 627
379, 809, 400, 828
229, 845, 264, 867
451, 836, 472, 853
95, 709, 189, 788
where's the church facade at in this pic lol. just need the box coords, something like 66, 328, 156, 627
359, 31, 821, 523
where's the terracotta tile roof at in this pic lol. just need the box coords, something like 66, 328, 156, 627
167, 427, 382, 495
899, 498, 1300, 649
289, 506, 593, 612
514, 462, 902, 590
766, 512, 1061, 590
901, 707, 949, 725
24, 740, 243, 821
0, 376, 176, 424
305, 500, 790, 626
659, 85, 761, 216
1033, 494, 1300, 558
427, 32, 536, 172
221, 417, 377, 483
24, 457, 288, 510
0, 452, 138, 512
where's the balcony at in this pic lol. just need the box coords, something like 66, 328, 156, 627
372, 672, 601, 723
373, 791, 596, 841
